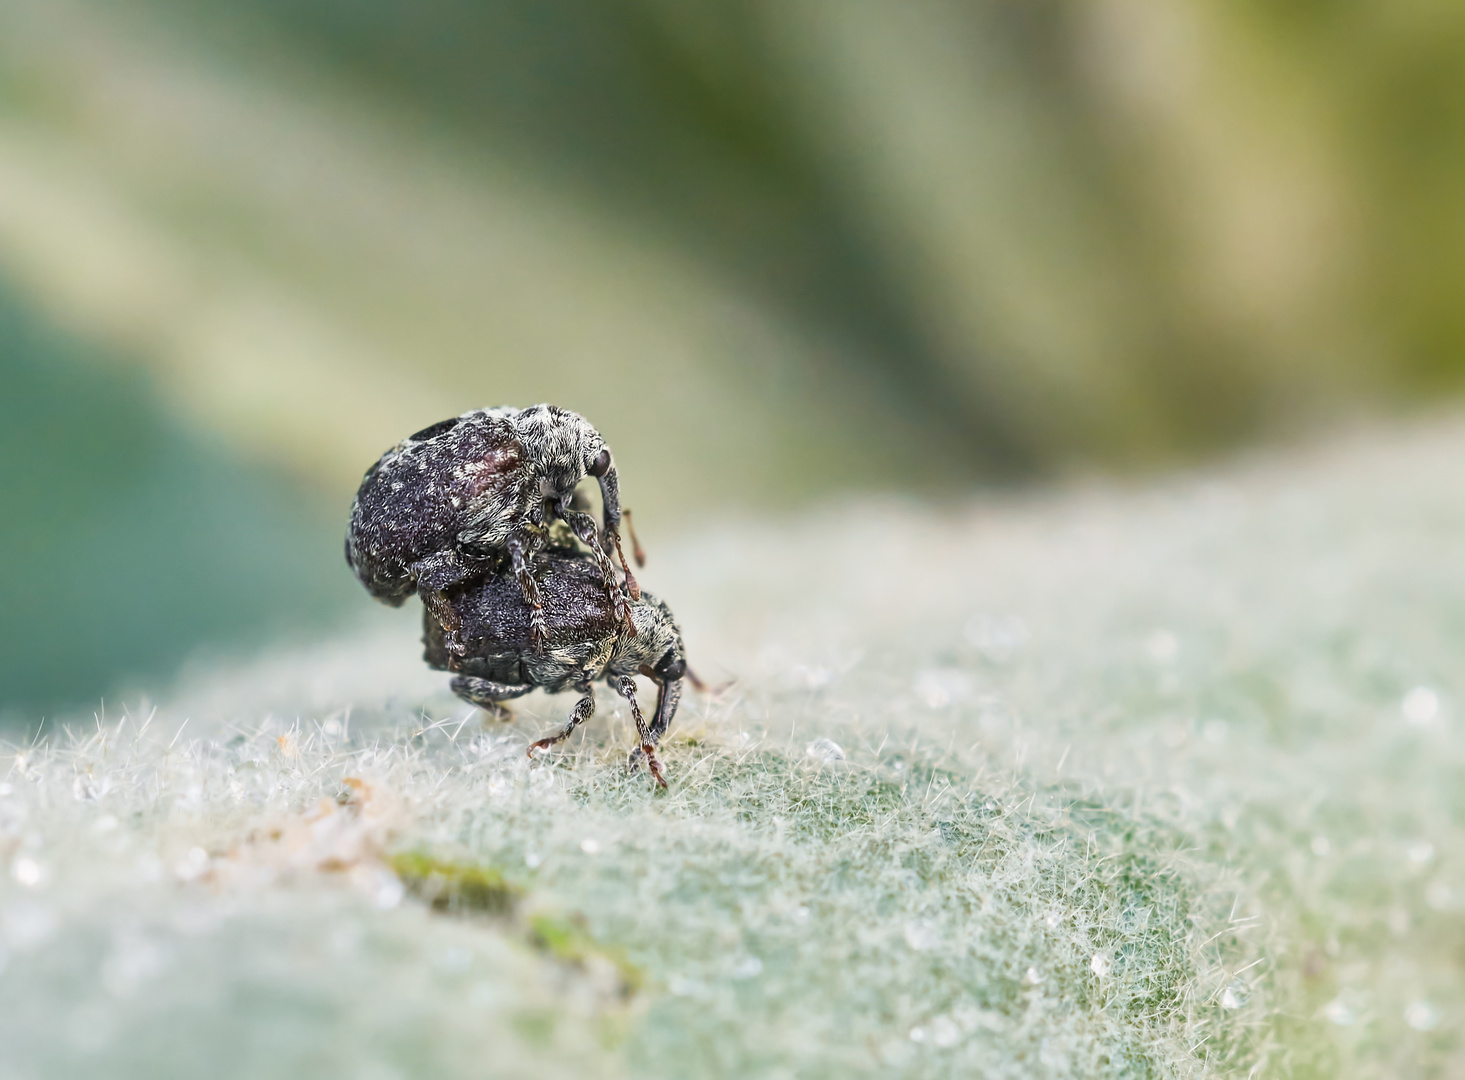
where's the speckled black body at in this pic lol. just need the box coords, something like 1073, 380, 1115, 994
345, 404, 633, 650
424, 550, 686, 785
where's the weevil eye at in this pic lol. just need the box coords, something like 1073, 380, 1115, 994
586, 447, 611, 477
654, 649, 685, 682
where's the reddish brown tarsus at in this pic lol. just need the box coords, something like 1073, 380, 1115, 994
622, 508, 647, 568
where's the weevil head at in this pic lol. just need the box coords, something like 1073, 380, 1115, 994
513, 405, 599, 500
612, 593, 684, 680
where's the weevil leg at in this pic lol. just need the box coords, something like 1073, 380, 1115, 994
506, 530, 549, 653
608, 528, 641, 600
527, 687, 595, 756
421, 590, 465, 655
648, 677, 683, 745
594, 466, 644, 592
615, 675, 666, 788
683, 666, 733, 694
627, 678, 679, 786
621, 507, 647, 568
413, 548, 492, 656
558, 502, 639, 625
422, 603, 456, 670
449, 676, 533, 723
422, 604, 445, 668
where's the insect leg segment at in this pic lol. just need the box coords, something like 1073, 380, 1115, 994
556, 499, 640, 624
506, 529, 549, 652
414, 548, 492, 655
527, 686, 596, 756
596, 464, 647, 590
616, 675, 666, 788
621, 507, 647, 569
421, 590, 464, 655
650, 677, 682, 745
450, 676, 533, 722
595, 463, 622, 538
624, 675, 678, 787
608, 530, 641, 600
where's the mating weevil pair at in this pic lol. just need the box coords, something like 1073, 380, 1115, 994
346, 404, 641, 649
346, 404, 685, 786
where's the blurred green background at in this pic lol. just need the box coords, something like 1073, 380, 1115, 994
3, 0, 1465, 718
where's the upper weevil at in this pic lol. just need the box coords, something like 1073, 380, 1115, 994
345, 405, 640, 649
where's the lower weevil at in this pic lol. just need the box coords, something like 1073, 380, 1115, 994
423, 550, 686, 787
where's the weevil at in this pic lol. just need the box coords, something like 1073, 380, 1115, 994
346, 405, 641, 650
422, 550, 685, 787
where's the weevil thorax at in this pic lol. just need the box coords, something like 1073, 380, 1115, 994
609, 593, 685, 679
514, 404, 606, 513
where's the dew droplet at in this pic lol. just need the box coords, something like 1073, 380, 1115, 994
11, 857, 44, 889
930, 1015, 962, 1048
1408, 841, 1435, 865
1402, 687, 1440, 726
1220, 978, 1249, 1010
174, 847, 211, 882
1405, 1000, 1439, 1032
580, 838, 601, 855
805, 738, 845, 764
794, 665, 833, 689
904, 920, 940, 952
373, 873, 405, 909
913, 669, 972, 708
1323, 998, 1354, 1026
351, 865, 404, 909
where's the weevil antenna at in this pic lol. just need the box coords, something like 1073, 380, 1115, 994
622, 508, 647, 568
